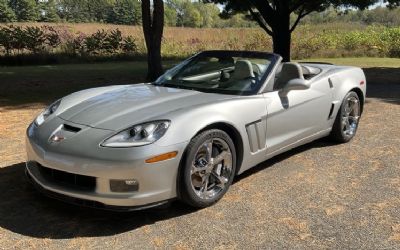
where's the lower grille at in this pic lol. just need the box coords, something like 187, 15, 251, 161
36, 163, 96, 191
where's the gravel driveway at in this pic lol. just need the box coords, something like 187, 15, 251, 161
0, 68, 399, 249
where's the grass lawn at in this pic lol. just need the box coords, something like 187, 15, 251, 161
299, 57, 400, 68
0, 57, 399, 108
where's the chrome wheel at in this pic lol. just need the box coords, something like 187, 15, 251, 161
342, 96, 360, 138
190, 138, 233, 200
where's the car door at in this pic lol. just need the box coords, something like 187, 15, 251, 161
263, 77, 333, 155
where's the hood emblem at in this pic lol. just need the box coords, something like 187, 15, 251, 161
50, 134, 65, 143
49, 126, 67, 143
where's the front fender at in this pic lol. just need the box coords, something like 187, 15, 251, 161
153, 96, 269, 173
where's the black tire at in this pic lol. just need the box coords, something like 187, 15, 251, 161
179, 129, 236, 208
330, 91, 361, 143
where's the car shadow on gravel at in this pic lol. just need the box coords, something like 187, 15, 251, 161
0, 139, 336, 239
364, 67, 400, 105
234, 138, 336, 183
0, 163, 197, 239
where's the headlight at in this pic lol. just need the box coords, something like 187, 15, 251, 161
34, 99, 61, 126
101, 120, 171, 148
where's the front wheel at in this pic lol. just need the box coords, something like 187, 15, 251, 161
179, 129, 236, 208
330, 91, 361, 143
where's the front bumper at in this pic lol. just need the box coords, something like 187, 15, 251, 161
26, 121, 188, 210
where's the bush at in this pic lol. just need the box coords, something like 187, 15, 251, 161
24, 26, 46, 53
122, 36, 138, 53
43, 26, 62, 50
0, 26, 13, 54
104, 29, 123, 53
0, 25, 139, 62
85, 29, 108, 54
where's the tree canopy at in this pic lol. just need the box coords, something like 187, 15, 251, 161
0, 0, 16, 22
9, 0, 39, 21
109, 0, 142, 25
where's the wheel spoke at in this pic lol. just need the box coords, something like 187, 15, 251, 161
349, 99, 359, 114
212, 172, 228, 189
191, 164, 207, 176
345, 120, 351, 131
211, 151, 231, 166
199, 176, 209, 198
349, 115, 360, 123
343, 119, 350, 132
204, 140, 213, 162
345, 101, 352, 115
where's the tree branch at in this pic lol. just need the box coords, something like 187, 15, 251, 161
249, 8, 273, 36
290, 7, 314, 33
289, 1, 305, 13
248, 0, 276, 25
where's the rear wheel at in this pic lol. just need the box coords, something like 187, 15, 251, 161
330, 91, 361, 143
179, 129, 236, 208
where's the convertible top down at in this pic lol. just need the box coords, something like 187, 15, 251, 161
26, 51, 366, 210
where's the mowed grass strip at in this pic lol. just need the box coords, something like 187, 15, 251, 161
298, 57, 400, 68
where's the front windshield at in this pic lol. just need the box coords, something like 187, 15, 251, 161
155, 51, 277, 95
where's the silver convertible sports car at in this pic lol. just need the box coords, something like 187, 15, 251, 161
26, 51, 366, 210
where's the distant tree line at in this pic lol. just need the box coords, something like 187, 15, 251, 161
0, 0, 142, 24
0, 0, 255, 27
1, 1, 400, 27
302, 6, 400, 27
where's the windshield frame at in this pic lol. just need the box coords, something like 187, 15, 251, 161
154, 50, 281, 96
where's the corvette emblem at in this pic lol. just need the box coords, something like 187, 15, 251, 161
49, 126, 66, 143
50, 134, 65, 143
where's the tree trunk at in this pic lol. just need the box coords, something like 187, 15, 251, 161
271, 12, 291, 62
142, 0, 164, 82
272, 28, 291, 62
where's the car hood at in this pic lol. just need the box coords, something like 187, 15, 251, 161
58, 84, 232, 131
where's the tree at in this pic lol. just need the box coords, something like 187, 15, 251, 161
39, 0, 60, 22
109, 0, 141, 25
10, 0, 39, 21
87, 0, 115, 22
142, 0, 164, 81
58, 0, 90, 22
0, 0, 16, 22
164, 4, 177, 26
182, 4, 203, 27
207, 0, 400, 61
196, 2, 220, 28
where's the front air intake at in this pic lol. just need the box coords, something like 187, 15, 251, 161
37, 163, 96, 191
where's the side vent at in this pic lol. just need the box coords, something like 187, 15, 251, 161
328, 103, 335, 119
328, 78, 334, 89
245, 119, 267, 153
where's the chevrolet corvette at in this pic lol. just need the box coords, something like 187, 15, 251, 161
26, 50, 366, 210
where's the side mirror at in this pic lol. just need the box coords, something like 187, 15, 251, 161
280, 78, 309, 95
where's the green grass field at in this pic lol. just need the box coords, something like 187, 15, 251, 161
299, 57, 400, 68
0, 58, 399, 108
